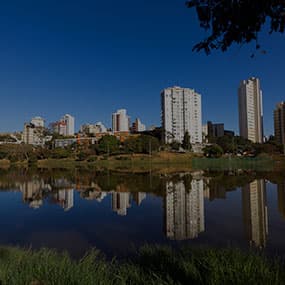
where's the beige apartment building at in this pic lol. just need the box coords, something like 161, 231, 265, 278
238, 77, 263, 143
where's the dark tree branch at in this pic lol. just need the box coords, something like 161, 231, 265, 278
186, 0, 285, 54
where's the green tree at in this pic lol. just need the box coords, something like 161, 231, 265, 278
124, 135, 160, 154
170, 141, 181, 151
96, 135, 120, 155
182, 131, 192, 151
186, 1, 285, 54
203, 144, 224, 158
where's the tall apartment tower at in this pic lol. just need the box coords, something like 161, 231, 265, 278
61, 114, 75, 136
238, 77, 263, 143
112, 109, 130, 132
161, 86, 202, 144
274, 102, 285, 145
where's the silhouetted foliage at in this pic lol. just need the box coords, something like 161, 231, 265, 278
186, 0, 285, 54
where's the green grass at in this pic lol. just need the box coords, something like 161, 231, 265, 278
192, 157, 275, 171
0, 245, 283, 284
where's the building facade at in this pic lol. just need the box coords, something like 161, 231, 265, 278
274, 102, 285, 145
112, 109, 130, 133
131, 118, 146, 133
80, 122, 107, 135
161, 86, 202, 144
31, 117, 45, 128
61, 114, 75, 136
51, 114, 75, 136
238, 77, 263, 143
207, 121, 224, 138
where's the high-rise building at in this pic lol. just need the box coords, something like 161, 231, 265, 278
242, 179, 268, 248
161, 86, 202, 144
164, 175, 204, 240
112, 109, 130, 132
51, 114, 75, 136
238, 77, 263, 143
207, 121, 224, 138
274, 102, 285, 145
61, 114, 75, 136
23, 117, 47, 146
131, 118, 146, 133
80, 122, 107, 135
51, 121, 67, 136
31, 117, 45, 128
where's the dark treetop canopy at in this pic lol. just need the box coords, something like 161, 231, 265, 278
186, 0, 285, 54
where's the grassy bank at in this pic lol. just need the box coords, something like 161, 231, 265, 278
0, 245, 283, 284
192, 156, 276, 171
36, 152, 193, 173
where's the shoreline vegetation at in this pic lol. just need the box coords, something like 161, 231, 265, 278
0, 245, 283, 285
0, 152, 284, 173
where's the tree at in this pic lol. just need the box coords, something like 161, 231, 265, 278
96, 135, 120, 155
203, 144, 224, 158
124, 135, 160, 154
170, 141, 181, 151
182, 131, 192, 151
186, 0, 285, 54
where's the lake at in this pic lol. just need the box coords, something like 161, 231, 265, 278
0, 167, 284, 258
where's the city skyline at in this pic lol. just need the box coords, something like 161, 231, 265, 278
0, 1, 284, 135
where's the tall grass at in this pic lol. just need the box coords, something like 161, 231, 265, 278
0, 245, 283, 284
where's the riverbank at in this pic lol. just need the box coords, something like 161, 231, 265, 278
37, 152, 193, 173
0, 245, 283, 285
1, 152, 285, 173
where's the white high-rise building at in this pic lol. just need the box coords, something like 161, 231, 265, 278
131, 118, 146, 133
31, 117, 45, 128
161, 86, 202, 144
61, 114, 75, 136
112, 109, 130, 133
238, 77, 263, 143
80, 122, 107, 135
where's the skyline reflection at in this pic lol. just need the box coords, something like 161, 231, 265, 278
0, 169, 284, 250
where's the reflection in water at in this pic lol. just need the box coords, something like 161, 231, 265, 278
164, 175, 204, 241
2, 169, 285, 253
277, 182, 285, 219
52, 189, 74, 212
112, 192, 131, 216
21, 180, 51, 209
242, 179, 268, 248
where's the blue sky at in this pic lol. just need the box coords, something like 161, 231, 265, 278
0, 0, 284, 135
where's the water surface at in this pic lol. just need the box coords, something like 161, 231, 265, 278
0, 168, 284, 257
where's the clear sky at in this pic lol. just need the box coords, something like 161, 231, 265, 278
0, 0, 284, 135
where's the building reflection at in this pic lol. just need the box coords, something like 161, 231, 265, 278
277, 182, 285, 219
164, 175, 205, 241
52, 189, 74, 211
112, 192, 131, 216
133, 192, 146, 206
20, 179, 51, 209
242, 179, 268, 248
